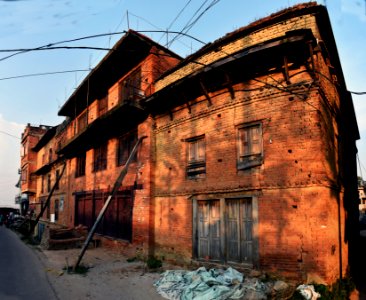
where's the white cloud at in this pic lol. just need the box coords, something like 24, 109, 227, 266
0, 114, 24, 207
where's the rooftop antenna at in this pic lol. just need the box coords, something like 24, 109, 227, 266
127, 10, 130, 29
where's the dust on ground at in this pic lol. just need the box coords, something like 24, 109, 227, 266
35, 247, 166, 300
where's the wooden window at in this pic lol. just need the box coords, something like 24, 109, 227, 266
48, 148, 53, 163
119, 67, 142, 103
93, 143, 108, 172
41, 175, 44, 193
54, 199, 59, 222
47, 174, 51, 192
55, 169, 60, 190
77, 111, 88, 133
186, 135, 206, 179
117, 131, 137, 166
75, 153, 86, 178
98, 96, 108, 116
237, 123, 263, 170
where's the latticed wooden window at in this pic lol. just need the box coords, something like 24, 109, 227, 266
98, 96, 108, 116
93, 143, 108, 172
117, 131, 137, 166
77, 111, 88, 133
237, 123, 263, 169
119, 67, 142, 103
75, 153, 86, 177
187, 135, 206, 179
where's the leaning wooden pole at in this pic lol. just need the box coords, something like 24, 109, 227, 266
28, 161, 66, 235
73, 136, 146, 271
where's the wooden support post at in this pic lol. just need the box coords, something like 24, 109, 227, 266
73, 136, 146, 271
283, 56, 291, 85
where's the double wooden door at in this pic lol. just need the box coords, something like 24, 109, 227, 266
197, 198, 253, 264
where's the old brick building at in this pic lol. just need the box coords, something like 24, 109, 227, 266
26, 3, 359, 283
19, 124, 51, 214
144, 3, 359, 283
31, 30, 181, 248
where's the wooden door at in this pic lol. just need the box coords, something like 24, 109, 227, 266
197, 200, 221, 261
226, 199, 253, 264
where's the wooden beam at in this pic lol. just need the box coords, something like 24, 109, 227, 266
224, 73, 235, 100
283, 56, 291, 85
199, 80, 212, 106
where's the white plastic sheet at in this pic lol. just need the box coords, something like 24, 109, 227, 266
154, 267, 267, 300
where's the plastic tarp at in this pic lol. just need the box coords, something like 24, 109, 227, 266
154, 267, 268, 300
296, 285, 321, 300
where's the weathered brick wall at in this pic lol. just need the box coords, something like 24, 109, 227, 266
153, 195, 193, 264
152, 60, 345, 282
259, 187, 341, 283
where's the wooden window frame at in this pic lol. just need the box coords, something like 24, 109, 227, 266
237, 123, 263, 170
41, 175, 44, 193
186, 135, 206, 179
93, 143, 108, 172
119, 67, 142, 103
47, 174, 51, 192
117, 131, 138, 166
98, 96, 108, 117
55, 169, 60, 190
75, 153, 86, 178
77, 111, 88, 133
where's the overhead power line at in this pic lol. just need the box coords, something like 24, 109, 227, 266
0, 30, 206, 63
0, 130, 20, 139
0, 69, 91, 81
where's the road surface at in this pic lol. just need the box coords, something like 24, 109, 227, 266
0, 226, 57, 300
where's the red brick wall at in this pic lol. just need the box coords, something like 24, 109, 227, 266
152, 64, 346, 282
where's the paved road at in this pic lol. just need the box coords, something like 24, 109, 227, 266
0, 226, 57, 300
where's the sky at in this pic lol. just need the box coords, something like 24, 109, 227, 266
0, 0, 365, 207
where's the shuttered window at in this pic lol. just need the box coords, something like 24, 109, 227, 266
186, 135, 206, 179
77, 111, 88, 133
75, 153, 86, 177
98, 96, 108, 116
119, 67, 142, 103
93, 143, 108, 172
117, 131, 138, 166
237, 123, 263, 169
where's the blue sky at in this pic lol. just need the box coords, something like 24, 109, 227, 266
0, 0, 365, 206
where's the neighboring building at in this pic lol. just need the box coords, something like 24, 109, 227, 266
31, 30, 181, 246
18, 124, 51, 214
32, 123, 67, 223
23, 3, 359, 284
358, 179, 366, 211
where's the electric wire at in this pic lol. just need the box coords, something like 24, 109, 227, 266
0, 69, 91, 81
158, 0, 193, 44
168, 0, 221, 48
0, 130, 21, 139
167, 0, 210, 47
0, 30, 206, 63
